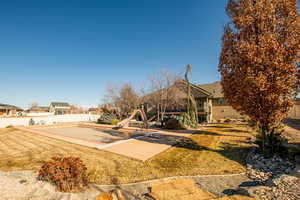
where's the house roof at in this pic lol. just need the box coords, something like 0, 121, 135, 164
30, 106, 49, 111
50, 102, 70, 107
176, 79, 212, 97
143, 79, 212, 103
198, 81, 223, 98
0, 103, 23, 111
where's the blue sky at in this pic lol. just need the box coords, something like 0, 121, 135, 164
0, 0, 229, 109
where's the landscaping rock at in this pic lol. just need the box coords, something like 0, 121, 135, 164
247, 175, 300, 200
96, 193, 113, 200
244, 148, 300, 200
246, 148, 295, 182
96, 189, 125, 200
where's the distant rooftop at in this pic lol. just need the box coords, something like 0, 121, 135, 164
29, 106, 49, 111
50, 102, 70, 107
198, 81, 223, 98
0, 103, 23, 111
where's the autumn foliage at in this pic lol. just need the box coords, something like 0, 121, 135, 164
219, 0, 300, 153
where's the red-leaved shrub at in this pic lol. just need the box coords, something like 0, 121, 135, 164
38, 157, 88, 192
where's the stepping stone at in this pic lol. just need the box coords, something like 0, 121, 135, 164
96, 189, 125, 200
96, 193, 113, 200
148, 178, 216, 200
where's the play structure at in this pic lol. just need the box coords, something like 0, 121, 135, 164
116, 109, 149, 129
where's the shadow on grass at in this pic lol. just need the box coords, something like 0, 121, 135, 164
222, 129, 250, 133
204, 125, 233, 129
133, 129, 252, 167
195, 130, 250, 139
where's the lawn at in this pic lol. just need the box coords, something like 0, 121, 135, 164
0, 124, 253, 184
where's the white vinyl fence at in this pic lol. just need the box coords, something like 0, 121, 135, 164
25, 112, 55, 117
0, 114, 101, 128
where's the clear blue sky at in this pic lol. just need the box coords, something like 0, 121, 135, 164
0, 0, 229, 109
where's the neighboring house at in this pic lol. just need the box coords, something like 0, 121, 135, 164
0, 103, 23, 116
143, 80, 300, 122
143, 79, 214, 122
70, 105, 88, 114
88, 107, 101, 114
26, 106, 50, 113
143, 80, 243, 123
198, 81, 242, 121
49, 102, 71, 115
199, 81, 300, 121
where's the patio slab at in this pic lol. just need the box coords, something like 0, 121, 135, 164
101, 136, 173, 161
16, 126, 104, 148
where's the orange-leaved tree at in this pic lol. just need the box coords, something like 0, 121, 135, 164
219, 0, 300, 154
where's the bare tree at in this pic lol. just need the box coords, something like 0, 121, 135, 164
29, 102, 39, 110
103, 83, 140, 118
146, 68, 184, 121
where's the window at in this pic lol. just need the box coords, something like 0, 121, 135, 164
218, 98, 225, 105
214, 98, 225, 105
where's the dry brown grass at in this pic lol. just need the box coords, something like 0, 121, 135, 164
0, 124, 252, 184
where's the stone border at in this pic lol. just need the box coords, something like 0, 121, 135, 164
92, 172, 247, 187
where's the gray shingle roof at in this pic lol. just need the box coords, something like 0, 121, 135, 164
0, 103, 23, 111
198, 81, 223, 98
50, 102, 70, 107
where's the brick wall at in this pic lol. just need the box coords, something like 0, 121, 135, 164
288, 105, 300, 119
211, 106, 242, 121
212, 104, 300, 121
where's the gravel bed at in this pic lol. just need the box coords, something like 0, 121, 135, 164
246, 148, 295, 182
244, 147, 300, 200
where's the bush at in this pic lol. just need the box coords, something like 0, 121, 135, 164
224, 118, 231, 123
97, 113, 117, 124
255, 124, 287, 156
111, 119, 121, 125
29, 118, 35, 126
181, 113, 198, 129
38, 157, 88, 192
164, 118, 186, 130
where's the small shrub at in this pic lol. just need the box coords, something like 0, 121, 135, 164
97, 113, 117, 124
255, 124, 287, 156
111, 119, 121, 125
164, 118, 185, 130
38, 157, 88, 192
224, 119, 231, 123
5, 125, 13, 128
181, 113, 198, 128
29, 118, 35, 126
